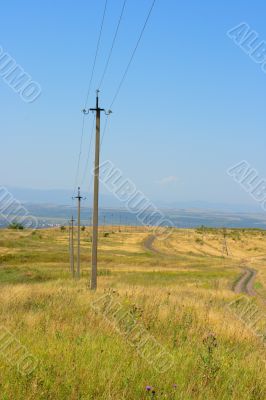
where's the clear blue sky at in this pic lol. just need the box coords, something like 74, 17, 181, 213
1, 0, 266, 206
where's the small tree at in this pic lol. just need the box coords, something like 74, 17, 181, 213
81, 226, 86, 232
60, 225, 66, 231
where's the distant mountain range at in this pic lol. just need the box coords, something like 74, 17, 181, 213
3, 186, 264, 213
1, 203, 266, 230
1, 186, 266, 229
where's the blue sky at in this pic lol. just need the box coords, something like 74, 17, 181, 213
1, 0, 266, 206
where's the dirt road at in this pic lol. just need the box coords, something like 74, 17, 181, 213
143, 234, 259, 298
143, 235, 157, 253
234, 268, 257, 296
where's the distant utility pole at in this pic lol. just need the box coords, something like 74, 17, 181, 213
69, 216, 75, 278
73, 187, 85, 279
222, 228, 230, 257
68, 221, 71, 272
83, 90, 112, 290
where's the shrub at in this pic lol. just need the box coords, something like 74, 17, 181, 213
8, 222, 24, 230
195, 237, 204, 245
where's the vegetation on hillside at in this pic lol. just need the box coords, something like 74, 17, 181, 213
0, 227, 265, 399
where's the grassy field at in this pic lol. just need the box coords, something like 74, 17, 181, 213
0, 226, 266, 399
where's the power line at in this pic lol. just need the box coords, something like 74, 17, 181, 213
84, 0, 108, 108
99, 0, 155, 150
98, 0, 128, 90
109, 0, 156, 108
75, 0, 155, 193
72, 0, 108, 197
96, 0, 156, 153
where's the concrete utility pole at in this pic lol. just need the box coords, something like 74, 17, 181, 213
103, 215, 106, 232
83, 90, 111, 290
68, 221, 71, 272
222, 228, 230, 257
69, 216, 75, 278
74, 187, 85, 279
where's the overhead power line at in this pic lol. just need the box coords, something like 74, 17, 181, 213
74, 0, 156, 199
98, 0, 128, 90
100, 0, 156, 152
84, 0, 108, 108
109, 0, 156, 108
72, 0, 108, 197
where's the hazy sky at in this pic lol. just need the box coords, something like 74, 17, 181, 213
1, 0, 266, 206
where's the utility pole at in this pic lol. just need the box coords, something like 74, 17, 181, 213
222, 228, 230, 257
68, 221, 71, 273
69, 216, 75, 278
73, 187, 85, 279
83, 90, 111, 290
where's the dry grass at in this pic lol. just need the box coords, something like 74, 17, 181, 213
0, 226, 265, 399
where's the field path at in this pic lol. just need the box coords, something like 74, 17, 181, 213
234, 267, 257, 296
143, 234, 160, 254
143, 234, 260, 299
142, 234, 176, 257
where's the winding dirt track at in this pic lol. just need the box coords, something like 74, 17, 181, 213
143, 234, 259, 298
143, 235, 158, 253
233, 268, 257, 296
